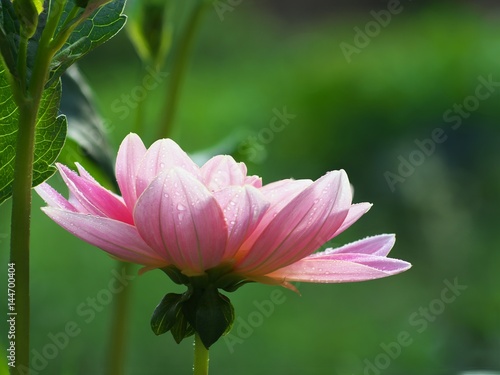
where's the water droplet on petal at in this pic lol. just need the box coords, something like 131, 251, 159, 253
177, 203, 186, 211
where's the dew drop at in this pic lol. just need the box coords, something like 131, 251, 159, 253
177, 203, 186, 211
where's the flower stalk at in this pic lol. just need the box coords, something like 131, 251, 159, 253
9, 3, 67, 369
193, 333, 209, 375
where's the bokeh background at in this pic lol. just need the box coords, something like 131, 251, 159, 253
2, 0, 500, 374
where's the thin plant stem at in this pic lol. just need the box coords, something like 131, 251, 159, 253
106, 261, 133, 375
8, 2, 69, 373
9, 98, 37, 373
193, 333, 209, 375
156, 0, 208, 139
105, 63, 155, 373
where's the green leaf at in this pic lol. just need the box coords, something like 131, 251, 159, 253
13, 0, 42, 38
0, 0, 20, 76
0, 62, 67, 205
60, 65, 115, 185
47, 0, 126, 87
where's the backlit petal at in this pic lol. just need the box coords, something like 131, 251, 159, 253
330, 202, 372, 239
115, 133, 147, 209
35, 183, 76, 212
264, 255, 411, 283
237, 170, 351, 274
134, 168, 227, 275
135, 138, 200, 198
264, 235, 410, 283
213, 185, 270, 259
201, 155, 246, 191
42, 208, 166, 267
57, 164, 133, 224
241, 179, 312, 249
310, 234, 397, 258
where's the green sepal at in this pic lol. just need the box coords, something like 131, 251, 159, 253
170, 310, 195, 344
182, 286, 235, 348
150, 293, 186, 336
161, 265, 190, 285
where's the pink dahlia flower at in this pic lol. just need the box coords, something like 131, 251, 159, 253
36, 133, 410, 289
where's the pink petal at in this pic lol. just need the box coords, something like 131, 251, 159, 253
264, 235, 410, 283
201, 155, 246, 191
241, 179, 312, 249
135, 138, 200, 199
244, 175, 262, 188
264, 255, 411, 283
133, 168, 227, 275
236, 170, 352, 275
330, 202, 372, 239
260, 178, 312, 207
57, 164, 133, 224
213, 186, 270, 259
310, 234, 397, 258
75, 162, 99, 184
115, 133, 147, 209
35, 182, 76, 212
42, 208, 167, 267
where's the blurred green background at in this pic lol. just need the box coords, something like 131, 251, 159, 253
2, 1, 500, 374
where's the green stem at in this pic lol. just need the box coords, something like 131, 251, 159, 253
8, 3, 69, 373
193, 333, 209, 375
106, 262, 133, 375
105, 63, 153, 372
9, 98, 37, 373
156, 0, 208, 139
16, 35, 29, 94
